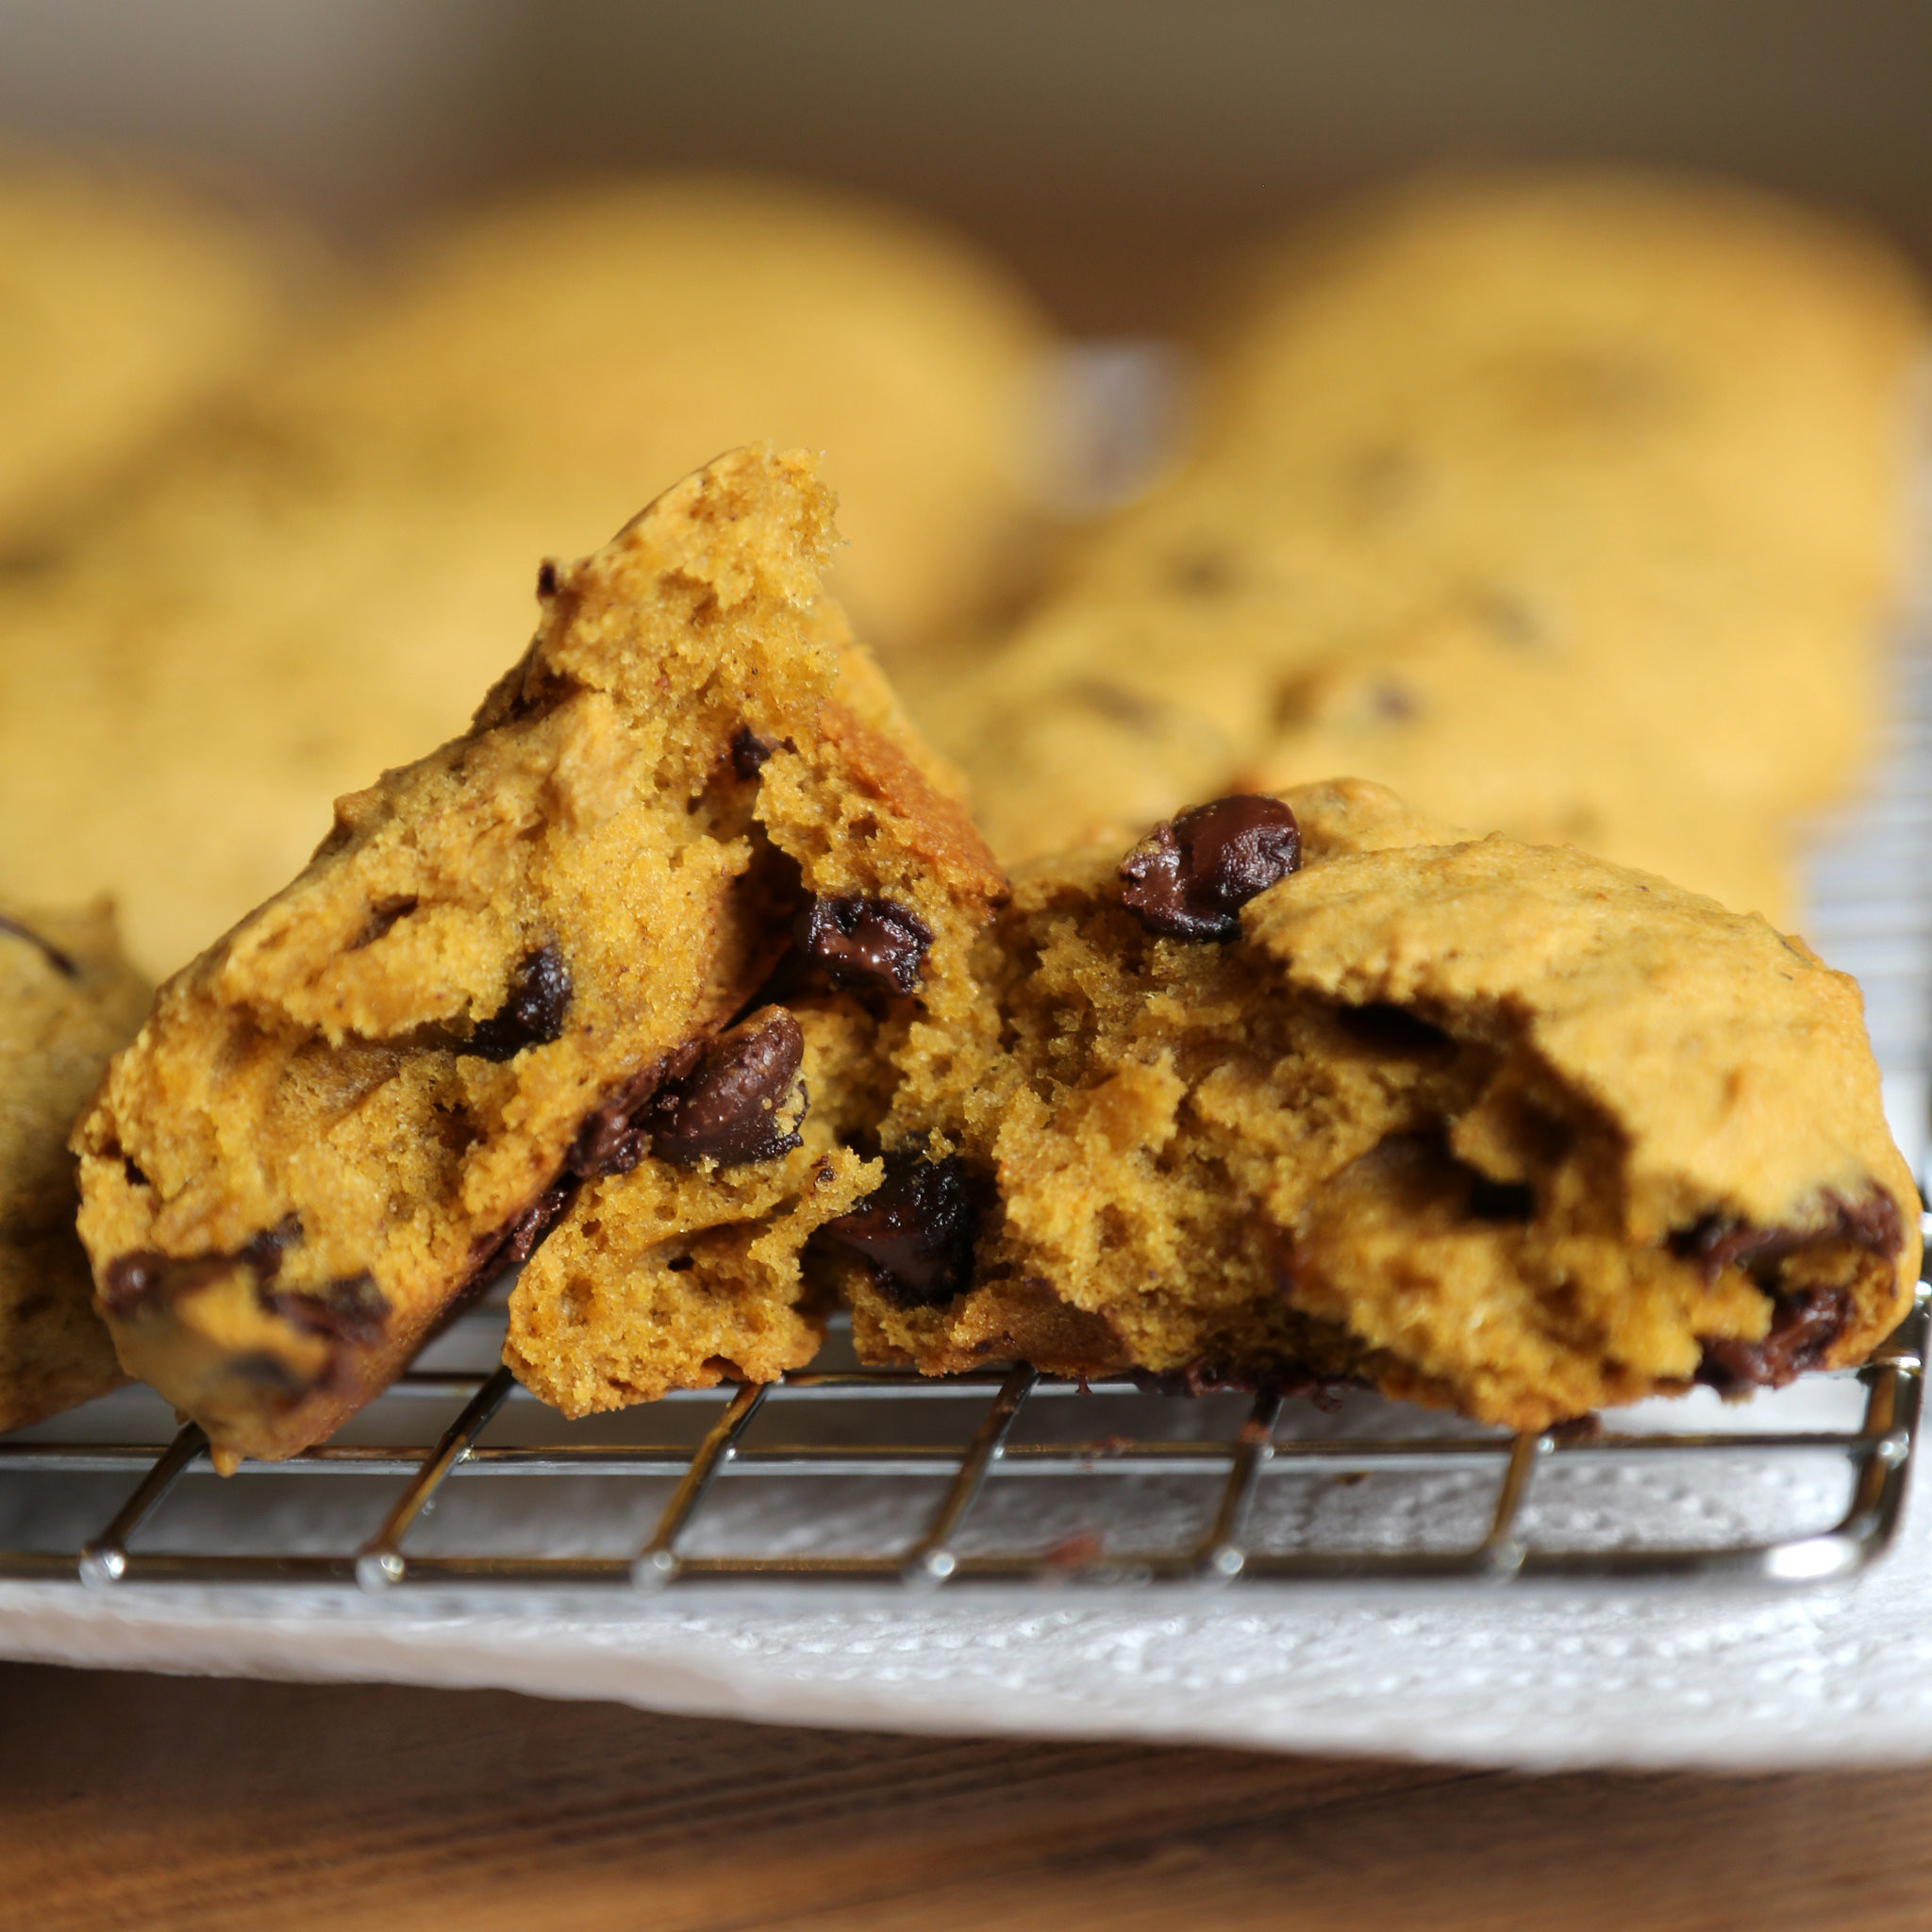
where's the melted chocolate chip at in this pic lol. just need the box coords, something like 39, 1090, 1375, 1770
1696, 1287, 1854, 1395
729, 724, 784, 779
796, 895, 932, 997
537, 560, 558, 598
1672, 1190, 1905, 1286
261, 1272, 391, 1347
1118, 795, 1301, 942
641, 1008, 807, 1167
458, 1175, 578, 1300
566, 1050, 694, 1181
464, 944, 573, 1061
100, 1215, 303, 1318
823, 1152, 983, 1307
0, 911, 78, 979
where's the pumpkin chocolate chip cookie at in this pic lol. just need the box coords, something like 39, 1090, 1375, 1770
1, 899, 149, 1432
72, 446, 1003, 1466
836, 780, 1920, 1430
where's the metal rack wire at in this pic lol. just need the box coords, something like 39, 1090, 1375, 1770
0, 1280, 1924, 1593
4, 583, 1927, 1603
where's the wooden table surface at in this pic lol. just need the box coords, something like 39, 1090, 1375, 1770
2, 1661, 1925, 1932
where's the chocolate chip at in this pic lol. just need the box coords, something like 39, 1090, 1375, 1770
1672, 1189, 1905, 1286
537, 560, 558, 598
1118, 795, 1301, 942
729, 724, 785, 779
1696, 1287, 1853, 1395
823, 1152, 982, 1307
99, 1216, 303, 1317
261, 1272, 391, 1347
459, 1174, 578, 1297
464, 944, 573, 1061
796, 895, 932, 996
564, 1046, 703, 1180
0, 911, 78, 979
641, 1008, 807, 1167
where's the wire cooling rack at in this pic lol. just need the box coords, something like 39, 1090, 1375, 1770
5, 570, 1930, 1602
0, 1288, 1925, 1592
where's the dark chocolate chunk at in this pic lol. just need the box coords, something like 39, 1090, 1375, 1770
261, 1272, 391, 1347
796, 894, 932, 997
0, 910, 78, 979
536, 559, 558, 598
99, 1215, 303, 1317
1672, 1189, 1905, 1286
566, 1043, 705, 1179
1696, 1287, 1854, 1395
463, 944, 574, 1061
1118, 795, 1301, 942
728, 724, 787, 779
641, 1008, 807, 1167
823, 1152, 983, 1307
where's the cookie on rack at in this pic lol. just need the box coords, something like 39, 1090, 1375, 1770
1, 899, 149, 1433
832, 780, 1920, 1431
0, 151, 296, 560
72, 447, 1003, 1467
505, 677, 1006, 1417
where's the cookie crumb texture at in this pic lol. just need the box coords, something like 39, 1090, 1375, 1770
845, 780, 1921, 1430
1, 900, 149, 1432
73, 446, 999, 1463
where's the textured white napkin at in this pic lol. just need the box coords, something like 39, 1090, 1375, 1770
0, 1347, 1925, 1775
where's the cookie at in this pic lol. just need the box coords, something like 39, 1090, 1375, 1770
258, 172, 1055, 655
1, 899, 149, 1433
914, 170, 1928, 914
71, 447, 997, 1468
0, 151, 295, 560
1201, 170, 1929, 611
910, 569, 1795, 921
505, 666, 1007, 1418
835, 781, 1919, 1430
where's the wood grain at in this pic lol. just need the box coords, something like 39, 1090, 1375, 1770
1, 1661, 1924, 1932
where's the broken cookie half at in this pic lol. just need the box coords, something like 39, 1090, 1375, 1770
73, 445, 1005, 1465
835, 778, 1921, 1431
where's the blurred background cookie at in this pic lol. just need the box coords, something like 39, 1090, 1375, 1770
0, 150, 303, 562
0, 898, 149, 1431
249, 174, 1056, 658
910, 169, 1930, 920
